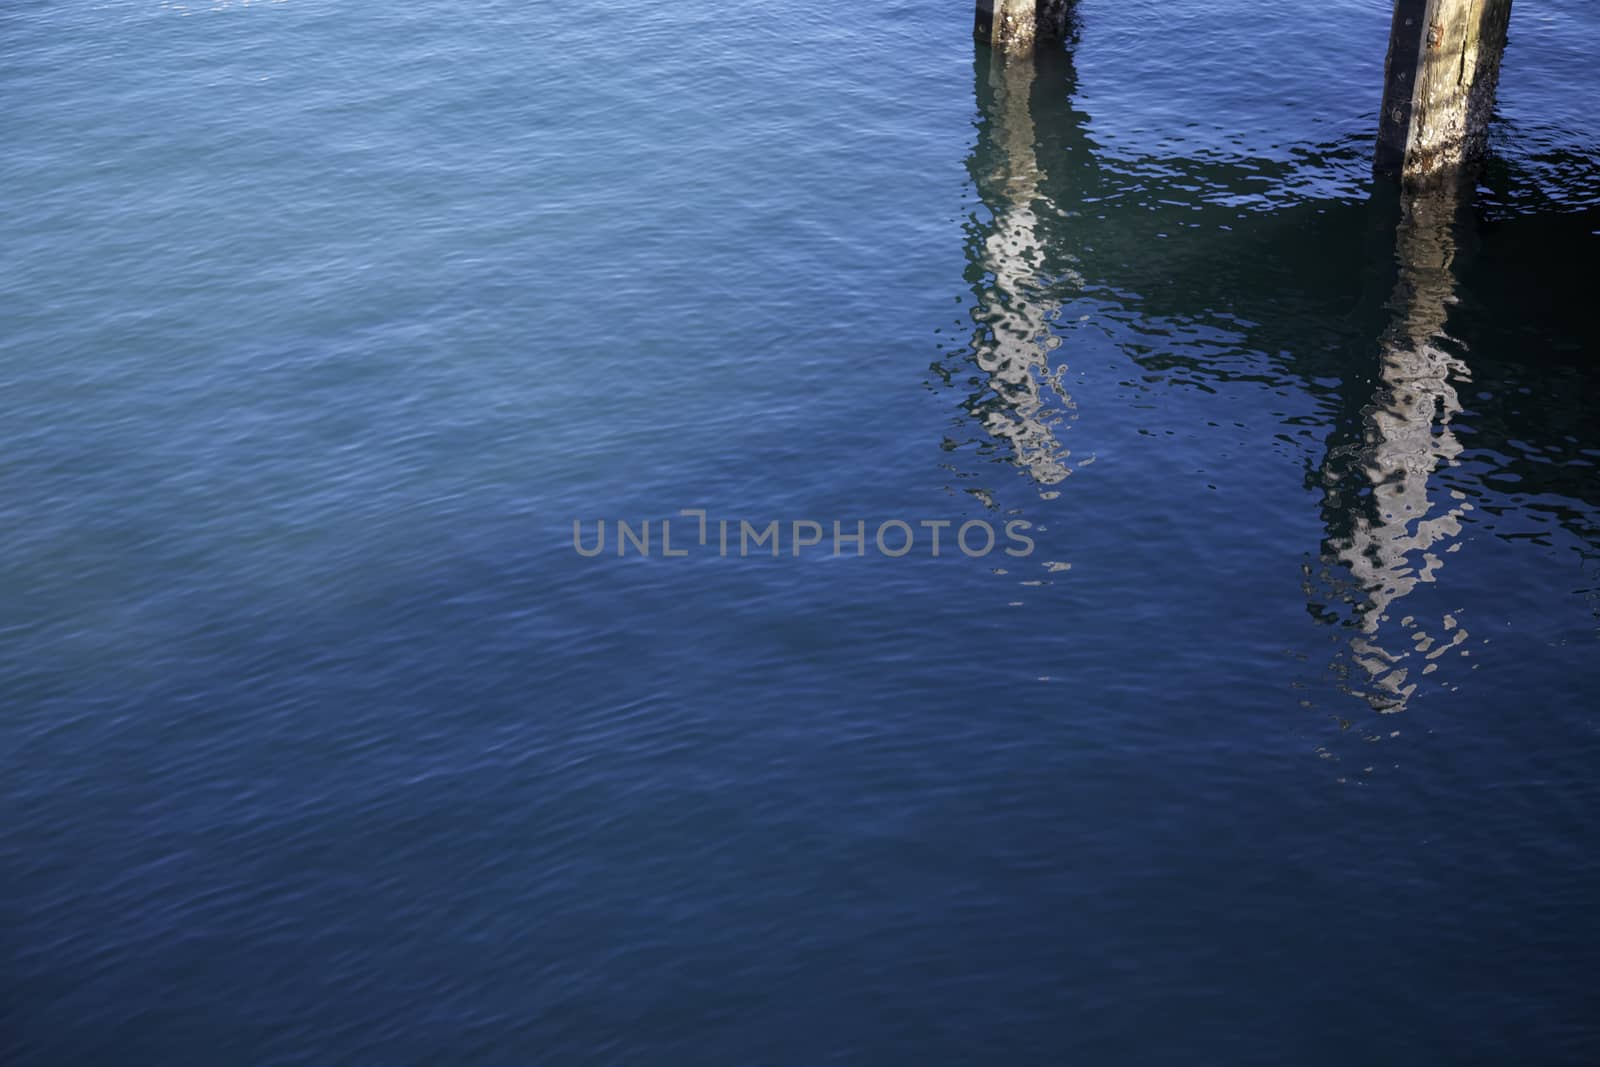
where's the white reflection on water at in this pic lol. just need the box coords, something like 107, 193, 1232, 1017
968, 51, 1079, 489
1322, 184, 1474, 712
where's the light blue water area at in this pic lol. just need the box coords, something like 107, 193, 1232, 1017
3, 2, 1598, 1063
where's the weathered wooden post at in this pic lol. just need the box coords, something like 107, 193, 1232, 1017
974, 1, 1072, 52
1375, 0, 1513, 180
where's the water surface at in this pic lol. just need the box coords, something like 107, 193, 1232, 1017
3, 1, 1598, 1063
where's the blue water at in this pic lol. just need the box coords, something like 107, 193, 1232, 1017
4, 1, 1598, 1062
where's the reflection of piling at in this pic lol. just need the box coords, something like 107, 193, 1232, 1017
1376, 0, 1513, 180
967, 47, 1075, 487
1319, 181, 1475, 710
974, 1, 1073, 53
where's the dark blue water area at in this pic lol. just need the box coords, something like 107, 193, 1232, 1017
2, 1, 1598, 1063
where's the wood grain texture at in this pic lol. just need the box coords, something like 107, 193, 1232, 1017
1377, 0, 1513, 180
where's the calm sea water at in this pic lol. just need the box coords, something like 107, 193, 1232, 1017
3, 1, 1598, 1062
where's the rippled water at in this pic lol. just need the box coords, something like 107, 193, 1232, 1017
4, 1, 1598, 1062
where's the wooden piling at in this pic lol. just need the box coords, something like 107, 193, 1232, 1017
1376, 0, 1514, 181
974, 1, 1072, 53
